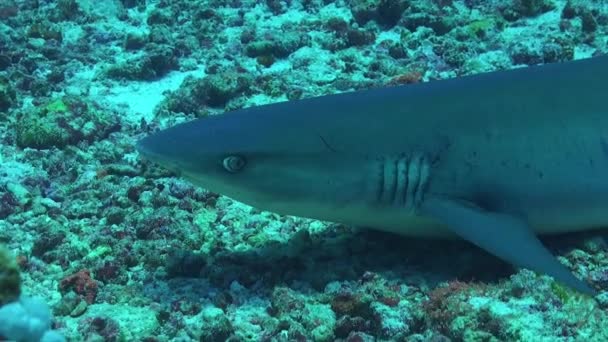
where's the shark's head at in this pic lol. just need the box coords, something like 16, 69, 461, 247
137, 105, 366, 216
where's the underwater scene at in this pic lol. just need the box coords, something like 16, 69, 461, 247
1, 0, 608, 341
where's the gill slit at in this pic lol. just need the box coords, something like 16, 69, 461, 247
373, 154, 430, 212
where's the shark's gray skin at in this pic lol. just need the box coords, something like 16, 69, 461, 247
137, 55, 608, 295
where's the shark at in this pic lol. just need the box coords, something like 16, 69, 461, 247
136, 55, 608, 296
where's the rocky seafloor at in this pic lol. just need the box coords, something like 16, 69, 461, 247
1, 0, 608, 341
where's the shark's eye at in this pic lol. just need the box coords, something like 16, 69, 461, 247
222, 155, 246, 173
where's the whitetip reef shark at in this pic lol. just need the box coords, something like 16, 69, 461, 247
137, 55, 608, 296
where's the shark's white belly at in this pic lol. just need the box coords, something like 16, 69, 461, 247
313, 196, 608, 239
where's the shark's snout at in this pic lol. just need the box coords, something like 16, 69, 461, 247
135, 138, 148, 156
136, 134, 182, 175
136, 135, 159, 162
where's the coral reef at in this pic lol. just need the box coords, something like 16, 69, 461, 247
0, 0, 607, 340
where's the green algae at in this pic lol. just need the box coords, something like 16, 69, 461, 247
15, 108, 71, 149
0, 76, 16, 113
45, 99, 69, 113
467, 19, 497, 38
550, 281, 573, 303
0, 244, 20, 306
15, 97, 119, 149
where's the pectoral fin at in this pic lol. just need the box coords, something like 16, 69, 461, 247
420, 197, 596, 296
